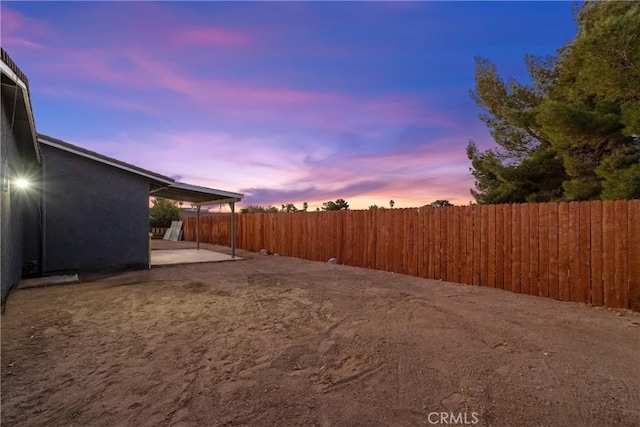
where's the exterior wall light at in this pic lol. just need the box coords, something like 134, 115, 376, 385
15, 178, 30, 189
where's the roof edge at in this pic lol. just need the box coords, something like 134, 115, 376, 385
1, 48, 40, 163
171, 181, 244, 199
37, 133, 174, 185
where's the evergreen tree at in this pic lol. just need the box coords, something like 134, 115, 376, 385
468, 1, 640, 203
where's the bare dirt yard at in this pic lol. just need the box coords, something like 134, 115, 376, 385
2, 242, 639, 426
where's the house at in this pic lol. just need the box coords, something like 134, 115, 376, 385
1, 48, 243, 306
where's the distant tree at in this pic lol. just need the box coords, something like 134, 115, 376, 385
316, 207, 320, 212
368, 205, 380, 210
240, 205, 279, 214
322, 198, 349, 211
149, 198, 180, 227
429, 200, 454, 207
389, 199, 395, 208
302, 202, 308, 212
280, 203, 298, 212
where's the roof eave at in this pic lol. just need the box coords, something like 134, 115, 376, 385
37, 134, 174, 185
0, 57, 41, 163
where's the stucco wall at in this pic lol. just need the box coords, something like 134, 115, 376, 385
1, 99, 40, 304
41, 145, 150, 273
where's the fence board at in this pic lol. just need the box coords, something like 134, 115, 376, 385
419, 208, 427, 278
472, 206, 481, 286
529, 204, 540, 297
428, 208, 436, 278
569, 203, 581, 303
495, 205, 504, 290
548, 203, 560, 300
410, 209, 419, 276
558, 203, 570, 301
590, 201, 604, 306
458, 207, 468, 285
602, 201, 616, 307
434, 208, 442, 280
511, 205, 521, 294
520, 204, 530, 295
538, 204, 549, 298
487, 205, 496, 288
480, 205, 489, 287
444, 207, 456, 282
629, 201, 640, 311
503, 205, 513, 292
578, 203, 591, 304
614, 201, 629, 309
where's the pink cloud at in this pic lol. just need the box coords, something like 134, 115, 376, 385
0, 7, 50, 51
38, 86, 158, 114
177, 27, 250, 47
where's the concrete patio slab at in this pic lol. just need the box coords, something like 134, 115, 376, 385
151, 249, 241, 266
19, 274, 80, 289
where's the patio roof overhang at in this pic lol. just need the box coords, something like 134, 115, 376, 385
151, 182, 243, 258
150, 181, 243, 207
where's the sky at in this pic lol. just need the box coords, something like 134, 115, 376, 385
1, 1, 578, 210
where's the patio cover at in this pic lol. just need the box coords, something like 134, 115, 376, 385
151, 182, 243, 257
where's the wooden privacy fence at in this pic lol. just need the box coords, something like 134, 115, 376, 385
183, 200, 640, 311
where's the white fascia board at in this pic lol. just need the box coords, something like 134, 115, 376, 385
0, 61, 28, 91
38, 137, 173, 184
171, 181, 244, 199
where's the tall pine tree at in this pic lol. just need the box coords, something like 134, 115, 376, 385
468, 1, 640, 203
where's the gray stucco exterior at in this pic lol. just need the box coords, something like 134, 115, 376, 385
40, 144, 151, 273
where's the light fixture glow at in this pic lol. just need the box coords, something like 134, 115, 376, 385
15, 178, 30, 189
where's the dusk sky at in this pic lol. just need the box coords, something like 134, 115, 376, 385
2, 1, 578, 210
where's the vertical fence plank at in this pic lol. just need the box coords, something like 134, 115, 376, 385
380, 210, 390, 272
529, 204, 540, 296
440, 208, 448, 280
450, 207, 458, 283
590, 201, 604, 306
602, 201, 616, 308
503, 205, 513, 292
548, 203, 560, 300
520, 204, 530, 295
466, 206, 475, 286
433, 208, 441, 279
578, 202, 591, 304
399, 209, 407, 275
425, 207, 432, 278
569, 203, 581, 303
538, 204, 549, 298
410, 209, 419, 276
628, 200, 640, 311
614, 201, 629, 309
487, 204, 496, 288
398, 209, 405, 274
511, 205, 521, 293
495, 205, 504, 290
558, 203, 570, 301
458, 206, 469, 285
480, 205, 489, 287
417, 208, 426, 278
472, 206, 481, 286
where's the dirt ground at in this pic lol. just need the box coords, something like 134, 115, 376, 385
2, 242, 639, 426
